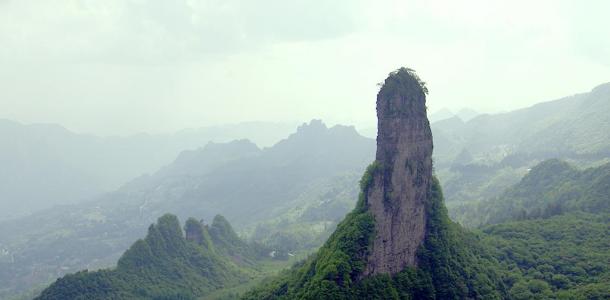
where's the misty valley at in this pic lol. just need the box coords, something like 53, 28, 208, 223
2, 2, 610, 299
1, 70, 608, 300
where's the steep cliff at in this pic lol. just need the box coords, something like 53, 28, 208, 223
244, 68, 507, 299
364, 67, 433, 275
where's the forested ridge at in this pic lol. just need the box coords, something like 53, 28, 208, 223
242, 69, 508, 299
35, 214, 259, 300
242, 159, 610, 299
243, 164, 507, 299
29, 66, 609, 299
453, 159, 610, 227
481, 212, 609, 299
4, 82, 610, 299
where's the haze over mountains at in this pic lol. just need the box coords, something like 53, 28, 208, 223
434, 82, 610, 166
434, 82, 610, 215
0, 120, 296, 220
477, 159, 610, 299
36, 214, 264, 299
3, 82, 608, 222
455, 159, 610, 227
243, 68, 508, 299
428, 107, 480, 123
3, 1, 610, 298
1, 81, 609, 299
0, 120, 374, 298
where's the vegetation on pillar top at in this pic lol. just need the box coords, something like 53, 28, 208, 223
378, 67, 429, 100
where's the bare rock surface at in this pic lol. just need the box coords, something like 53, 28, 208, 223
364, 68, 433, 276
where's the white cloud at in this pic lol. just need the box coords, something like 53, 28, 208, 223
0, 0, 608, 134
0, 0, 364, 64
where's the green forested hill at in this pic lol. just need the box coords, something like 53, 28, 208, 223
481, 213, 610, 300
434, 83, 610, 166
3, 83, 610, 299
0, 121, 374, 299
453, 159, 610, 299
34, 165, 610, 300
434, 82, 610, 212
208, 215, 269, 266
243, 157, 610, 300
453, 159, 610, 227
35, 214, 250, 300
243, 166, 507, 300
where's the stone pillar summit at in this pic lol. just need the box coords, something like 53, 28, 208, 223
364, 68, 433, 276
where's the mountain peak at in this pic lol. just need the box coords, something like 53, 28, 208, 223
364, 67, 433, 275
244, 68, 506, 299
296, 119, 327, 134
184, 217, 214, 251
37, 214, 247, 299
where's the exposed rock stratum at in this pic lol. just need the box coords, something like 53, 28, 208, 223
364, 68, 433, 275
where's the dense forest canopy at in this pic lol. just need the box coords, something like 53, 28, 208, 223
35, 214, 255, 300
453, 159, 610, 227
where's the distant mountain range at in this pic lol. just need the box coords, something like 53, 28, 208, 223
453, 159, 610, 227
428, 107, 480, 123
1, 82, 609, 299
0, 120, 296, 220
244, 68, 508, 300
434, 82, 610, 209
434, 82, 610, 166
2, 83, 608, 221
0, 120, 374, 299
474, 158, 610, 299
112, 119, 374, 228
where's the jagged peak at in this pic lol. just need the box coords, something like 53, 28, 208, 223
296, 119, 327, 134
328, 124, 361, 137
268, 119, 370, 156
292, 120, 366, 140
242, 68, 506, 299
39, 212, 247, 299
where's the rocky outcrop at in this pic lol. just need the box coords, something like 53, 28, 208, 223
184, 218, 213, 250
242, 68, 507, 300
364, 68, 433, 276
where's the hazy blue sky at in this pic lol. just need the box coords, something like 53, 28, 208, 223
1, 0, 609, 135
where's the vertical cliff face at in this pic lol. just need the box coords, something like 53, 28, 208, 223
364, 68, 433, 276
243, 68, 507, 300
